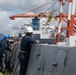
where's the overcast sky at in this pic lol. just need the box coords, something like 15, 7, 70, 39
0, 0, 68, 36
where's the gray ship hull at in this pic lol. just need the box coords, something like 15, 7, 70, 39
13, 44, 76, 75
26, 44, 76, 75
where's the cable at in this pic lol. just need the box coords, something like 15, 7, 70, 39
40, 0, 59, 23
22, 0, 58, 15
22, 2, 50, 15
41, 0, 58, 13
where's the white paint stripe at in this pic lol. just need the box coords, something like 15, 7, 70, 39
73, 28, 76, 31
68, 2, 72, 20
60, 4, 63, 13
72, 0, 75, 15
58, 23, 61, 33
74, 24, 76, 27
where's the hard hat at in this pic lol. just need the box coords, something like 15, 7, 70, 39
4, 35, 8, 39
25, 26, 33, 33
11, 34, 15, 38
8, 35, 11, 38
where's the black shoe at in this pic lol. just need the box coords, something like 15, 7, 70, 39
1, 67, 6, 73
0, 67, 1, 72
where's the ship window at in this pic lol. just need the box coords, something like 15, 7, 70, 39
33, 27, 39, 30
37, 27, 39, 30
33, 23, 36, 26
33, 27, 35, 30
37, 23, 39, 26
33, 23, 39, 26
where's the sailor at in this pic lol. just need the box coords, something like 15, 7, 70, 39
7, 35, 14, 50
18, 26, 39, 75
8, 35, 18, 72
11, 34, 15, 39
1, 35, 11, 72
0, 39, 4, 71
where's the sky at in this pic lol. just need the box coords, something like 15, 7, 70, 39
0, 0, 68, 36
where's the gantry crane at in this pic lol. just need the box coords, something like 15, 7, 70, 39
56, 0, 76, 46
9, 1, 68, 44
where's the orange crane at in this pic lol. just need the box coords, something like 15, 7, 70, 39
9, 2, 51, 20
9, 13, 48, 20
9, 1, 67, 43
9, 1, 59, 20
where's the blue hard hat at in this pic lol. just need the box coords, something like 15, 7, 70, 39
8, 35, 11, 38
4, 35, 8, 39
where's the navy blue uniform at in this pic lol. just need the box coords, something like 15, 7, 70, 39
18, 35, 36, 75
0, 41, 3, 69
0, 39, 11, 72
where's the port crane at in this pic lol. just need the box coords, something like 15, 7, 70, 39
56, 0, 76, 46
10, 1, 73, 45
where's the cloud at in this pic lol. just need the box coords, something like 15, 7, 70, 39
0, 0, 50, 12
0, 11, 32, 35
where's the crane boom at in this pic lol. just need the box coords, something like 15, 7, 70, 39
9, 2, 51, 20
9, 13, 48, 20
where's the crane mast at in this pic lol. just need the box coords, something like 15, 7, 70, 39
57, 0, 76, 46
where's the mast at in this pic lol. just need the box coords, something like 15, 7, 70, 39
57, 0, 63, 44
66, 0, 76, 46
